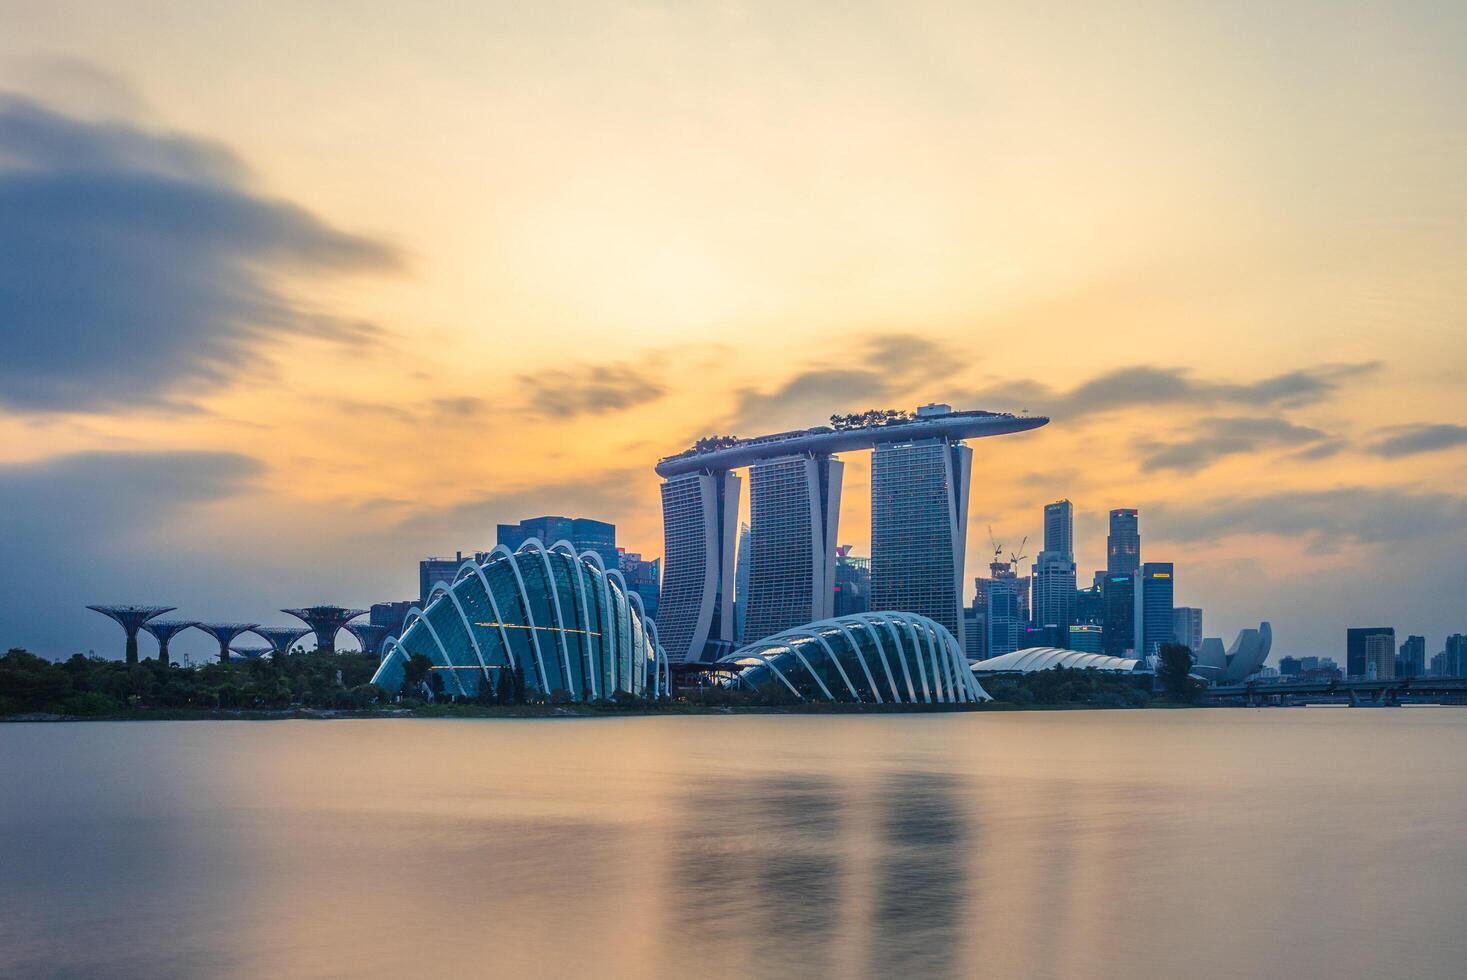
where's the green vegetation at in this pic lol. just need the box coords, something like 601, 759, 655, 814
981, 667, 1154, 708
829, 408, 914, 430
1155, 642, 1205, 703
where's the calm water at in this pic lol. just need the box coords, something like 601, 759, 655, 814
3, 710, 1466, 979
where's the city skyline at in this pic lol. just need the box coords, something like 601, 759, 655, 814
1, 3, 1465, 662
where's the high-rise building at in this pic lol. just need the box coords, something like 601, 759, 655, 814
370, 600, 413, 638
1102, 573, 1135, 657
1068, 624, 1103, 652
1075, 584, 1104, 626
742, 453, 843, 644
1107, 509, 1140, 577
497, 516, 618, 570
733, 523, 751, 643
657, 470, 741, 662
1346, 627, 1395, 679
870, 437, 973, 652
1031, 550, 1077, 644
1172, 606, 1203, 653
986, 567, 1025, 660
1133, 563, 1175, 657
419, 551, 489, 606
833, 547, 871, 618
1044, 499, 1074, 560
1364, 633, 1395, 680
963, 606, 985, 661
1397, 635, 1426, 679
1435, 634, 1467, 677
618, 549, 661, 622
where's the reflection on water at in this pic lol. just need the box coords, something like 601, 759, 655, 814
4, 711, 1467, 979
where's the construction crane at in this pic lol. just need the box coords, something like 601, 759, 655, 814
1008, 535, 1029, 569
987, 525, 1004, 564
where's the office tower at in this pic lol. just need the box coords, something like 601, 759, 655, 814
1172, 606, 1203, 653
658, 470, 741, 662
1397, 635, 1426, 679
1133, 563, 1175, 657
618, 549, 661, 622
1044, 499, 1074, 559
1075, 584, 1104, 626
497, 516, 618, 570
370, 600, 413, 638
733, 523, 751, 643
1068, 624, 1103, 652
1364, 633, 1394, 680
1102, 573, 1135, 657
742, 453, 843, 644
986, 568, 1024, 660
963, 606, 984, 661
833, 547, 871, 617
1279, 656, 1301, 676
1107, 509, 1140, 577
1346, 627, 1395, 679
1031, 550, 1077, 644
1440, 634, 1467, 676
419, 551, 489, 606
871, 438, 973, 653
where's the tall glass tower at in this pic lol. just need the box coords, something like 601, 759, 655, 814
870, 438, 973, 653
1043, 499, 1074, 559
1107, 508, 1140, 576
1132, 562, 1175, 657
742, 453, 843, 644
657, 470, 741, 662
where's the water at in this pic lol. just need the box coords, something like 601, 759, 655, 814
2, 710, 1466, 979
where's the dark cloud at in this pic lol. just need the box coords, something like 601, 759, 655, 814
0, 92, 399, 413
518, 364, 666, 418
1150, 487, 1467, 548
1137, 417, 1332, 472
969, 362, 1380, 419
1367, 423, 1467, 458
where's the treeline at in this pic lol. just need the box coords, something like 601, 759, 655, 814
982, 667, 1155, 707
0, 648, 385, 716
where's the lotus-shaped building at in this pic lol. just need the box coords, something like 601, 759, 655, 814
372, 540, 667, 700
718, 612, 991, 704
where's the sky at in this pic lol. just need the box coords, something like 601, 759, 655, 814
0, 0, 1463, 664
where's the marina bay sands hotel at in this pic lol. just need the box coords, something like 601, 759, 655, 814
656, 404, 1048, 663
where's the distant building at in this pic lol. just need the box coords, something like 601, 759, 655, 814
833, 547, 871, 618
1435, 634, 1467, 677
370, 600, 414, 638
1075, 585, 1104, 626
1133, 563, 1175, 657
1025, 624, 1063, 648
658, 471, 740, 662
742, 454, 842, 644
963, 606, 985, 661
497, 516, 618, 570
1044, 499, 1074, 560
1107, 508, 1140, 577
1279, 655, 1301, 676
1031, 550, 1077, 644
1397, 635, 1426, 679
1364, 633, 1395, 680
618, 549, 661, 622
1172, 606, 1203, 653
1068, 624, 1103, 653
1102, 574, 1135, 657
419, 551, 488, 606
1347, 627, 1395, 679
733, 523, 751, 644
986, 566, 1026, 661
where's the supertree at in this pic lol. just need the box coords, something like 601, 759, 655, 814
140, 619, 196, 666
343, 622, 390, 657
229, 644, 273, 662
249, 626, 312, 663
192, 623, 260, 665
282, 606, 367, 655
87, 605, 175, 664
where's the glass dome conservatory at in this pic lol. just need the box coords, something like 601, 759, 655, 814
719, 612, 991, 704
372, 540, 667, 700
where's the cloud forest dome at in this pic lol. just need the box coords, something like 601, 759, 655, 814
720, 612, 991, 704
372, 540, 667, 700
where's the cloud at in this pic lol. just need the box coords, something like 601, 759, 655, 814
518, 364, 666, 418
1137, 417, 1332, 472
0, 92, 399, 413
1149, 486, 1467, 548
969, 362, 1380, 420
1367, 423, 1467, 458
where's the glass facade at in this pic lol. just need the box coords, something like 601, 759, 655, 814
743, 453, 842, 644
371, 542, 666, 700
719, 612, 991, 704
658, 470, 740, 662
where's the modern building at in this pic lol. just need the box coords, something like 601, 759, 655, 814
972, 647, 1142, 675
733, 522, 752, 644
742, 453, 843, 644
618, 549, 661, 623
1068, 624, 1103, 652
1206, 623, 1273, 683
657, 469, 741, 663
1102, 574, 1135, 657
1031, 550, 1077, 643
420, 551, 490, 606
370, 600, 414, 638
1347, 627, 1395, 679
1133, 562, 1175, 657
719, 611, 990, 704
833, 547, 871, 618
963, 606, 985, 660
1397, 635, 1426, 679
1106, 509, 1140, 577
1043, 499, 1074, 560
655, 405, 1047, 662
1364, 633, 1395, 680
1433, 635, 1467, 677
985, 565, 1026, 661
497, 516, 619, 571
1172, 607, 1203, 653
1075, 584, 1104, 626
372, 541, 666, 701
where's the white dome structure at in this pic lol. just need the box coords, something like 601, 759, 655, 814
972, 647, 1142, 675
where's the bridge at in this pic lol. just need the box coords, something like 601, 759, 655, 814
1208, 677, 1467, 707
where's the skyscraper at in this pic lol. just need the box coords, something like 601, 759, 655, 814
832, 547, 871, 618
1397, 634, 1426, 679
1133, 563, 1175, 657
742, 453, 843, 644
986, 567, 1025, 660
1172, 606, 1203, 653
419, 551, 489, 606
1044, 499, 1074, 559
657, 470, 741, 662
733, 522, 751, 643
1107, 509, 1140, 577
1346, 627, 1395, 679
871, 437, 973, 652
1031, 551, 1077, 643
618, 549, 661, 622
1364, 633, 1395, 680
497, 516, 618, 570
1102, 573, 1135, 657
